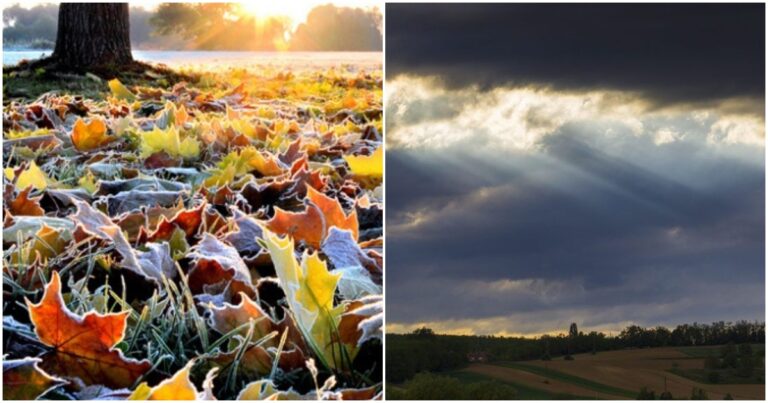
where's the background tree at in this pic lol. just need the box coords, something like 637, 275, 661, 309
2, 3, 58, 49
290, 5, 382, 51
150, 3, 290, 51
52, 3, 133, 70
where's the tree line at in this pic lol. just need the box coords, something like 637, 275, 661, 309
387, 321, 764, 383
3, 3, 382, 51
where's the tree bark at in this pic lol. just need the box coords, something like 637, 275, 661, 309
52, 3, 133, 70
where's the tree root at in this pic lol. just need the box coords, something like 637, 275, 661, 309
5, 56, 198, 86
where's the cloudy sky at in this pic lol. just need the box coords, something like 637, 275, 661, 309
385, 4, 765, 336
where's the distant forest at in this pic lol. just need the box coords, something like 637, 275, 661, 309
387, 321, 765, 383
2, 3, 382, 51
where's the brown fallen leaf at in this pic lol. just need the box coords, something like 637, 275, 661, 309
206, 342, 305, 381
3, 357, 65, 400
139, 202, 227, 243
222, 208, 264, 257
8, 186, 45, 216
2, 134, 62, 154
204, 292, 305, 350
99, 189, 187, 216
26, 271, 151, 388
338, 295, 383, 347
238, 179, 292, 213
188, 233, 256, 299
71, 199, 173, 283
206, 291, 274, 339
266, 188, 359, 249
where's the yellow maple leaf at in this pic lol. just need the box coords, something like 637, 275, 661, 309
28, 225, 68, 263
128, 360, 197, 400
139, 126, 200, 160
262, 229, 351, 369
4, 161, 50, 190
71, 118, 113, 151
11, 224, 69, 265
229, 118, 258, 138
78, 170, 98, 194
108, 79, 136, 101
332, 120, 359, 136
203, 146, 282, 187
256, 106, 276, 119
295, 253, 339, 315
344, 146, 382, 178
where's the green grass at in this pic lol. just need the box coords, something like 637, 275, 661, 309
669, 368, 765, 385
494, 362, 637, 399
677, 344, 764, 358
448, 369, 597, 400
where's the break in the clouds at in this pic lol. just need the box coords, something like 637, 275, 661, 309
387, 3, 764, 110
386, 4, 764, 336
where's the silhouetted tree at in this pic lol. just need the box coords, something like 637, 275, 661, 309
412, 327, 435, 337
569, 323, 579, 338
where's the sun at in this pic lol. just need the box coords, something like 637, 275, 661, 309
238, 2, 289, 19
235, 1, 317, 26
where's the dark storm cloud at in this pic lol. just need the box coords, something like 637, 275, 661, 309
386, 131, 765, 330
386, 3, 765, 107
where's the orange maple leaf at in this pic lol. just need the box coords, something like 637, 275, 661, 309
267, 202, 326, 248
26, 271, 151, 389
266, 188, 358, 249
306, 187, 358, 241
71, 117, 113, 151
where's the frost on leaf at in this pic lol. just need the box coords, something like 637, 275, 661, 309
4, 61, 382, 400
188, 233, 256, 299
25, 271, 151, 388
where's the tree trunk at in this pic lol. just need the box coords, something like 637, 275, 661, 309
52, 3, 133, 70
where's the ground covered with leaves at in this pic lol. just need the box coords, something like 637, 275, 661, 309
2, 62, 382, 400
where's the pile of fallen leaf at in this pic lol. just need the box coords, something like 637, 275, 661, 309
2, 65, 382, 400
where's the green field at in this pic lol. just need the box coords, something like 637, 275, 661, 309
448, 370, 595, 400
677, 344, 765, 358
494, 362, 636, 398
669, 368, 765, 385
